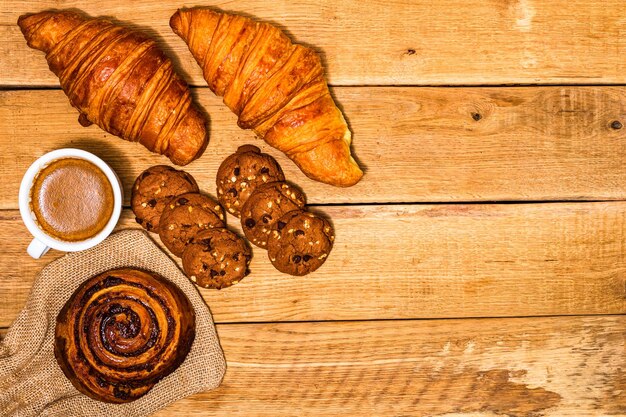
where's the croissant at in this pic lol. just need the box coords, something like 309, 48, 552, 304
18, 11, 208, 165
170, 8, 363, 187
54, 268, 196, 403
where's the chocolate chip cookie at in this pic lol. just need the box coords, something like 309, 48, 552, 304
161, 192, 226, 224
240, 181, 306, 248
158, 193, 226, 256
131, 165, 199, 233
182, 228, 252, 289
216, 145, 285, 217
267, 210, 334, 276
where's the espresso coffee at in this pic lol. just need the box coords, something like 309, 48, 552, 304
30, 158, 114, 242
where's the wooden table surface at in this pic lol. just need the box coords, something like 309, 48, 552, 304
1, 1, 625, 415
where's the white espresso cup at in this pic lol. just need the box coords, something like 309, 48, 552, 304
19, 149, 123, 259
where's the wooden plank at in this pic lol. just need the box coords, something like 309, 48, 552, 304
1, 87, 625, 209
1, 202, 625, 327
3, 1, 626, 86
3, 316, 625, 415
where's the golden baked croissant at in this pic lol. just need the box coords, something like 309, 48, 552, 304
55, 268, 196, 403
170, 8, 363, 187
18, 11, 208, 165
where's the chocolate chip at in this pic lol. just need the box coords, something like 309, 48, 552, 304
245, 268, 251, 275
177, 197, 189, 205
233, 253, 240, 261
147, 199, 157, 208
135, 217, 143, 224
277, 221, 286, 230
234, 167, 240, 176
201, 238, 212, 251
295, 230, 304, 237
228, 188, 238, 197
303, 255, 312, 262
220, 270, 226, 276
292, 255, 302, 263
201, 263, 208, 271
260, 167, 270, 174
145, 222, 153, 230
262, 214, 271, 224
210, 270, 218, 278
245, 218, 256, 228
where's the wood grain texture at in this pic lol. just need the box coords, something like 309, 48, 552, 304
3, 0, 626, 414
1, 87, 625, 208
1, 202, 625, 327
4, 316, 622, 416
3, 0, 626, 86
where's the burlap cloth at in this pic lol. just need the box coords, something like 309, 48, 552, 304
0, 229, 226, 417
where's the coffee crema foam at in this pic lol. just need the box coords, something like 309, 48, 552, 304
30, 158, 114, 242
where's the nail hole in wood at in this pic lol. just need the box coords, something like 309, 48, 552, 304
610, 120, 622, 130
472, 112, 482, 121
406, 49, 416, 55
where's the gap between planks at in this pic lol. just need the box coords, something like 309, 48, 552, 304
6, 84, 626, 90
4, 313, 626, 332
1, 312, 626, 333
52, 200, 626, 211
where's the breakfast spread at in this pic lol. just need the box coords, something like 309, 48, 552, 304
267, 210, 334, 276
18, 11, 208, 165
182, 228, 252, 289
54, 268, 196, 403
30, 157, 114, 241
170, 7, 363, 187
240, 181, 307, 248
158, 192, 226, 256
131, 165, 200, 232
216, 145, 285, 217
15, 6, 346, 406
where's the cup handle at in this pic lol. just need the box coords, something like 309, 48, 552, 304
27, 238, 50, 259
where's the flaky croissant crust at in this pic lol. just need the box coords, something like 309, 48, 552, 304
170, 7, 363, 186
18, 10, 208, 165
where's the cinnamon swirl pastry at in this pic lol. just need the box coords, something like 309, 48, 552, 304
54, 268, 196, 403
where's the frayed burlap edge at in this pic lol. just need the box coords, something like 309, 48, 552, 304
0, 229, 226, 417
